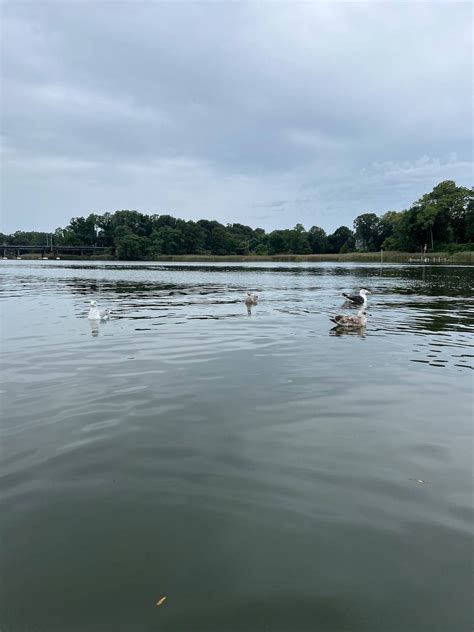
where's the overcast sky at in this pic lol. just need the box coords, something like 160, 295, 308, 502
1, 1, 472, 234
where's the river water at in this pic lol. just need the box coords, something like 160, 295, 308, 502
1, 261, 473, 632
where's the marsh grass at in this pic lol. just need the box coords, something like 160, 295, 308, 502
9, 251, 473, 264
150, 251, 473, 264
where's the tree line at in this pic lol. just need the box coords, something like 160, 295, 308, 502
2, 180, 472, 259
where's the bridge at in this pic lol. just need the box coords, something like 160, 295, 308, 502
2, 244, 111, 258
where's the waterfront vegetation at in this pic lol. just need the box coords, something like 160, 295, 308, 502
3, 180, 472, 260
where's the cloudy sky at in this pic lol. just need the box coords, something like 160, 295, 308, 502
1, 1, 472, 234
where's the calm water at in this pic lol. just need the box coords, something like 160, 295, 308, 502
1, 261, 473, 632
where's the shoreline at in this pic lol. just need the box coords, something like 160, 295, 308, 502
7, 250, 474, 264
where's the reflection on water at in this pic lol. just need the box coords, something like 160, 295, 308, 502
88, 320, 99, 337
246, 302, 256, 316
2, 261, 471, 369
0, 261, 473, 632
330, 325, 366, 337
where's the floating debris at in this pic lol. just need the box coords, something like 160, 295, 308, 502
156, 596, 167, 607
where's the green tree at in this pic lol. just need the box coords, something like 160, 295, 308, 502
465, 194, 474, 242
410, 181, 473, 249
157, 226, 184, 255
65, 214, 99, 245
210, 225, 232, 255
152, 214, 178, 230
8, 231, 51, 246
182, 221, 206, 254
149, 230, 164, 259
353, 213, 382, 250
4, 179, 471, 259
96, 213, 115, 247
378, 211, 401, 249
287, 224, 310, 254
114, 226, 149, 260
268, 230, 289, 254
308, 226, 328, 253
249, 228, 268, 254
113, 210, 151, 237
382, 208, 421, 252
327, 226, 355, 253
254, 243, 268, 255
416, 204, 438, 250
197, 219, 222, 252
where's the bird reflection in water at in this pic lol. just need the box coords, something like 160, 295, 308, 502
330, 324, 366, 337
89, 320, 100, 337
89, 318, 110, 337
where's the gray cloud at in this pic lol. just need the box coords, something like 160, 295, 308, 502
1, 1, 472, 233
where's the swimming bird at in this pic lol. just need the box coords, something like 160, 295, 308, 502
330, 309, 367, 329
88, 300, 111, 320
245, 292, 258, 305
342, 288, 371, 305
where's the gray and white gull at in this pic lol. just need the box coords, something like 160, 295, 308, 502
88, 300, 111, 321
342, 288, 371, 305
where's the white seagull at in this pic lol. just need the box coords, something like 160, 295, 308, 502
330, 309, 367, 329
342, 288, 371, 306
244, 292, 259, 305
88, 300, 111, 321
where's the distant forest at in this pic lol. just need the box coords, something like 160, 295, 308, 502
2, 180, 473, 260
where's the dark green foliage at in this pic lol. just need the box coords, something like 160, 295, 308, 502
327, 226, 355, 254
353, 213, 383, 250
268, 230, 289, 254
5, 231, 53, 246
308, 226, 328, 254
4, 181, 472, 258
65, 215, 99, 245
288, 224, 311, 254
114, 227, 149, 260
379, 181, 473, 252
